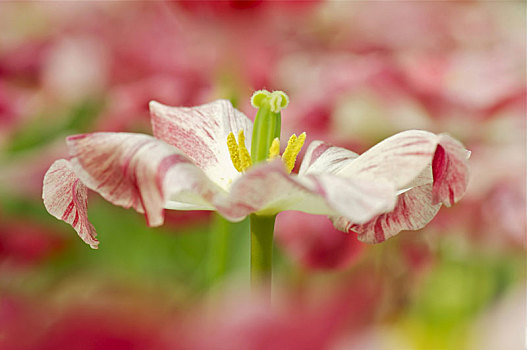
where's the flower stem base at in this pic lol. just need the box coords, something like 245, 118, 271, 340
250, 214, 276, 294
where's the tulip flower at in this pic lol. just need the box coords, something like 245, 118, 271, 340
43, 90, 469, 288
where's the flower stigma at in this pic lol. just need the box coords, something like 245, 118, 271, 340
251, 90, 289, 113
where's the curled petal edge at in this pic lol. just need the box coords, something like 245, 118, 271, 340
432, 134, 470, 207
331, 133, 469, 244
338, 130, 470, 201
43, 159, 99, 249
332, 184, 440, 244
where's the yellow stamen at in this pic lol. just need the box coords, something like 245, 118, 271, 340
228, 129, 306, 174
237, 130, 252, 172
268, 138, 280, 160
227, 132, 242, 172
281, 132, 306, 173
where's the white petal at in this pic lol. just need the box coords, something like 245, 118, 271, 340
304, 174, 396, 224
214, 160, 396, 224
299, 140, 359, 176
164, 201, 215, 211
338, 130, 439, 189
150, 99, 253, 189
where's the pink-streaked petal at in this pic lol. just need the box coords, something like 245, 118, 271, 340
67, 132, 222, 227
215, 160, 396, 224
149, 100, 253, 189
42, 159, 98, 249
432, 134, 470, 207
333, 183, 441, 244
299, 140, 359, 176
338, 130, 440, 189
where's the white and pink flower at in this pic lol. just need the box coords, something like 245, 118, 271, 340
43, 99, 469, 248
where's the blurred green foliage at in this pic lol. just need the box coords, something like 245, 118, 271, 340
1, 193, 252, 299
6, 99, 103, 155
403, 238, 525, 349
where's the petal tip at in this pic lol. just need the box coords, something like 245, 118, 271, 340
43, 159, 100, 249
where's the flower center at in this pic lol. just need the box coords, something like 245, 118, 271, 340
227, 89, 306, 175
227, 131, 306, 174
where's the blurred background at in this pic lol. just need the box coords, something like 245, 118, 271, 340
0, 1, 525, 349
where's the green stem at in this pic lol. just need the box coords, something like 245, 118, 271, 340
250, 214, 276, 293
207, 213, 230, 285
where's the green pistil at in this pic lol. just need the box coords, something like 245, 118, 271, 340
250, 90, 289, 164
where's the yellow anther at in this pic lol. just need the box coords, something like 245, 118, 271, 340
237, 130, 252, 172
296, 132, 306, 146
227, 132, 242, 172
281, 132, 306, 173
268, 138, 280, 160
238, 129, 245, 147
229, 128, 306, 174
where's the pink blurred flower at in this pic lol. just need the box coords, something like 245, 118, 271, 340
276, 211, 364, 270
399, 48, 525, 116
0, 220, 65, 267
96, 75, 211, 132
40, 36, 109, 104
1, 270, 381, 350
35, 308, 169, 350
0, 294, 171, 350
163, 271, 382, 350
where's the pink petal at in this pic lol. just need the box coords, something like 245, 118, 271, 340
149, 100, 253, 188
432, 134, 470, 207
276, 211, 364, 270
216, 160, 396, 224
42, 159, 98, 249
66, 132, 220, 227
339, 130, 441, 189
299, 140, 359, 176
332, 183, 440, 244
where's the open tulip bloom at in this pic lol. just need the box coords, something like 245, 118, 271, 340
43, 90, 469, 286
